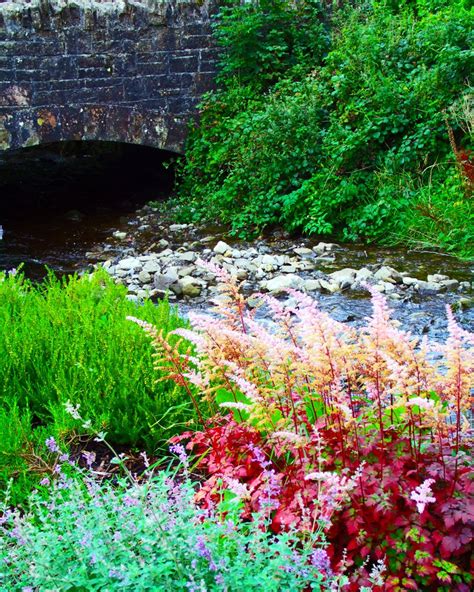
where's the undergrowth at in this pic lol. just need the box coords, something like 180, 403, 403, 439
177, 0, 473, 258
0, 269, 200, 505
131, 263, 474, 590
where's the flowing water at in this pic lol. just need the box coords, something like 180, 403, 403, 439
0, 142, 175, 277
0, 142, 472, 340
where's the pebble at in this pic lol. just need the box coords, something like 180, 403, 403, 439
95, 216, 472, 343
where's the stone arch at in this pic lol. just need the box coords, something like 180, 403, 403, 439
0, 0, 218, 154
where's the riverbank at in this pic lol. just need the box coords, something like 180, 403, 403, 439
84, 204, 474, 343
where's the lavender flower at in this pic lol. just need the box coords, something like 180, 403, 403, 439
311, 548, 333, 575
169, 443, 189, 469
45, 437, 59, 454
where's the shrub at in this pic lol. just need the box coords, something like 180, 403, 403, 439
178, 0, 473, 256
0, 269, 200, 504
131, 265, 474, 590
0, 451, 347, 591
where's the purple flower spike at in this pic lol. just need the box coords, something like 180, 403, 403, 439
45, 437, 60, 454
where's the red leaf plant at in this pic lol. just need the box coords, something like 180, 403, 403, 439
129, 262, 474, 590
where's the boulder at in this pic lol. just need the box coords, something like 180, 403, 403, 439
213, 240, 232, 255
264, 274, 304, 294
138, 270, 152, 284
142, 260, 161, 274
319, 279, 340, 293
178, 251, 197, 263
313, 242, 338, 254
374, 266, 403, 284
117, 257, 142, 271
304, 279, 321, 291
328, 268, 358, 289
427, 274, 450, 282
153, 269, 179, 291
174, 276, 205, 297
294, 247, 313, 256
355, 268, 373, 283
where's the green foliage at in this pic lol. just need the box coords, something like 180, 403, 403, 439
0, 270, 198, 503
178, 0, 473, 256
214, 0, 328, 88
0, 463, 339, 591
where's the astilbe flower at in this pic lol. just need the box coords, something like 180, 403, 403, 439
410, 478, 436, 513
131, 265, 473, 588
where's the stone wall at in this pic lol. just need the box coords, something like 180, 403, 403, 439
0, 0, 218, 153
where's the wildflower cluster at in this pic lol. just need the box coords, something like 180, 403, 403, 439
0, 457, 347, 591
133, 267, 474, 590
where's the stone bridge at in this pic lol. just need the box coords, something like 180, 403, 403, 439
0, 0, 218, 154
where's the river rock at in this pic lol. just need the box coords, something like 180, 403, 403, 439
304, 279, 321, 291
153, 269, 178, 291
440, 279, 459, 289
142, 260, 161, 274
264, 274, 304, 294
117, 257, 142, 271
178, 251, 197, 263
313, 242, 338, 254
112, 231, 127, 240
294, 247, 313, 256
214, 241, 232, 255
356, 268, 373, 283
177, 265, 196, 277
138, 270, 152, 284
169, 224, 188, 232
174, 276, 205, 297
427, 274, 450, 282
319, 279, 340, 293
329, 268, 358, 289
374, 266, 403, 284
261, 254, 281, 268
415, 280, 443, 294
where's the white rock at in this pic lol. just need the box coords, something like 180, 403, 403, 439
427, 274, 450, 282
175, 276, 205, 297
213, 240, 232, 255
415, 280, 443, 293
178, 251, 197, 263
169, 224, 188, 232
402, 276, 419, 286
117, 257, 142, 271
294, 247, 313, 256
356, 268, 373, 282
138, 271, 152, 284
329, 268, 358, 288
153, 270, 178, 291
178, 265, 197, 277
440, 279, 459, 289
313, 242, 338, 254
261, 254, 281, 267
377, 282, 396, 293
319, 279, 340, 293
159, 249, 173, 257
264, 274, 304, 294
297, 260, 317, 271
304, 279, 321, 291
374, 266, 403, 284
158, 239, 170, 249
142, 260, 161, 274
281, 265, 296, 273
113, 231, 127, 240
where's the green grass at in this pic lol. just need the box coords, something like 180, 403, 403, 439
0, 269, 196, 503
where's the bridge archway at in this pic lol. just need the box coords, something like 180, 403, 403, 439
0, 0, 217, 154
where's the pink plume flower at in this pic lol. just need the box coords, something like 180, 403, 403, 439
410, 478, 436, 513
